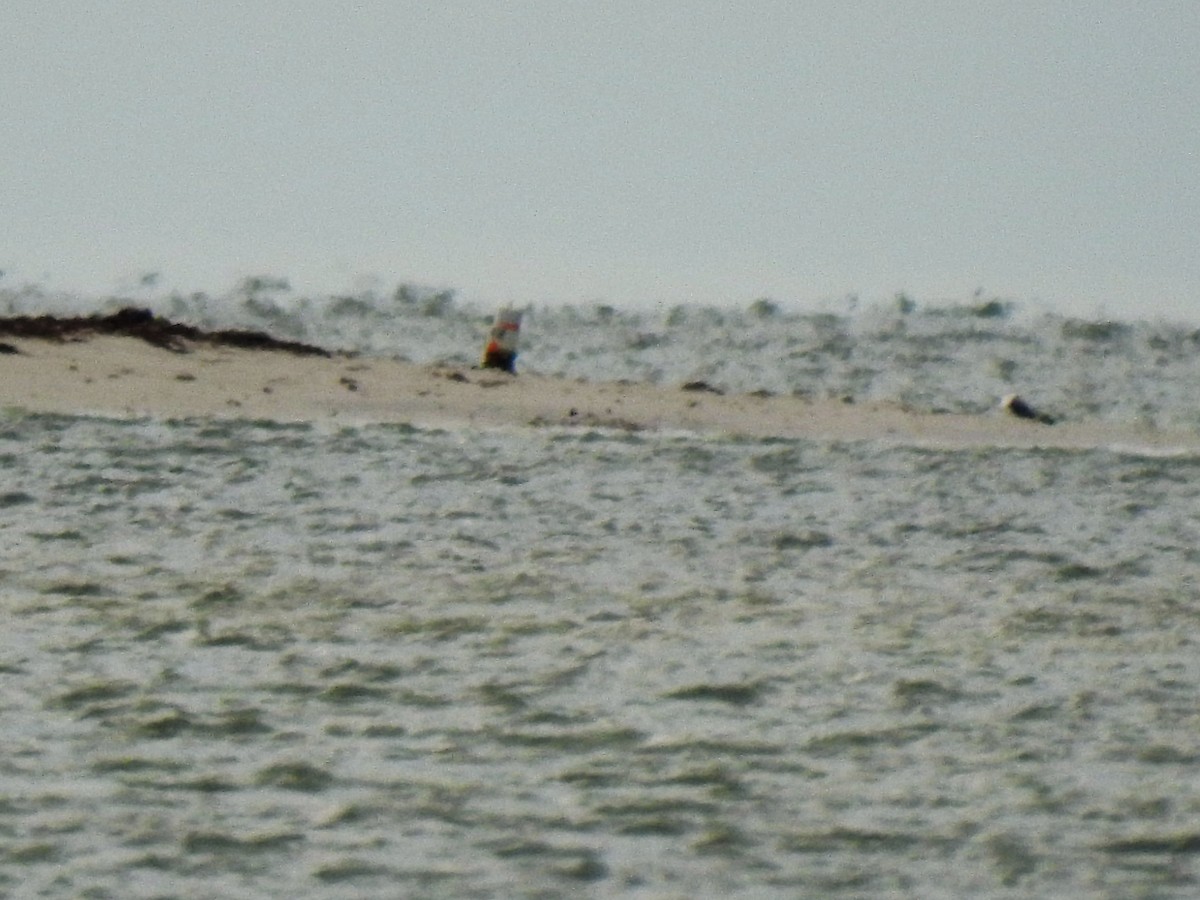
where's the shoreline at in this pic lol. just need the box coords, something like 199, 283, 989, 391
2, 311, 1198, 453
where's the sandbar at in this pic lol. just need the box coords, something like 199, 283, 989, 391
1, 318, 1197, 453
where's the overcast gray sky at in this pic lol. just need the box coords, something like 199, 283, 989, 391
4, 2, 1198, 321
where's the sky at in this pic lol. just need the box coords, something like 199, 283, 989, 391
3, 1, 1198, 322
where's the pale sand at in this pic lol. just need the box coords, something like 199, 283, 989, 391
2, 335, 1197, 453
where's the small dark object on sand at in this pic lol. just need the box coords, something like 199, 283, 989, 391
1002, 393, 1056, 425
681, 381, 724, 395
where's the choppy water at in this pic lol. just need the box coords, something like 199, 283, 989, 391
3, 408, 1200, 898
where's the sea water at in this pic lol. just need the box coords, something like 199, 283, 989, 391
2, 286, 1199, 898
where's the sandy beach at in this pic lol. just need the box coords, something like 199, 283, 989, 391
2, 316, 1198, 453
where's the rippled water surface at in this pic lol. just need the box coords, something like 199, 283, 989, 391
3, 412, 1199, 898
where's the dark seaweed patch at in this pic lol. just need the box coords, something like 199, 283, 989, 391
0, 307, 333, 356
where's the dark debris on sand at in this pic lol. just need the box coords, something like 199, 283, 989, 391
0, 307, 333, 357
1002, 393, 1057, 425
